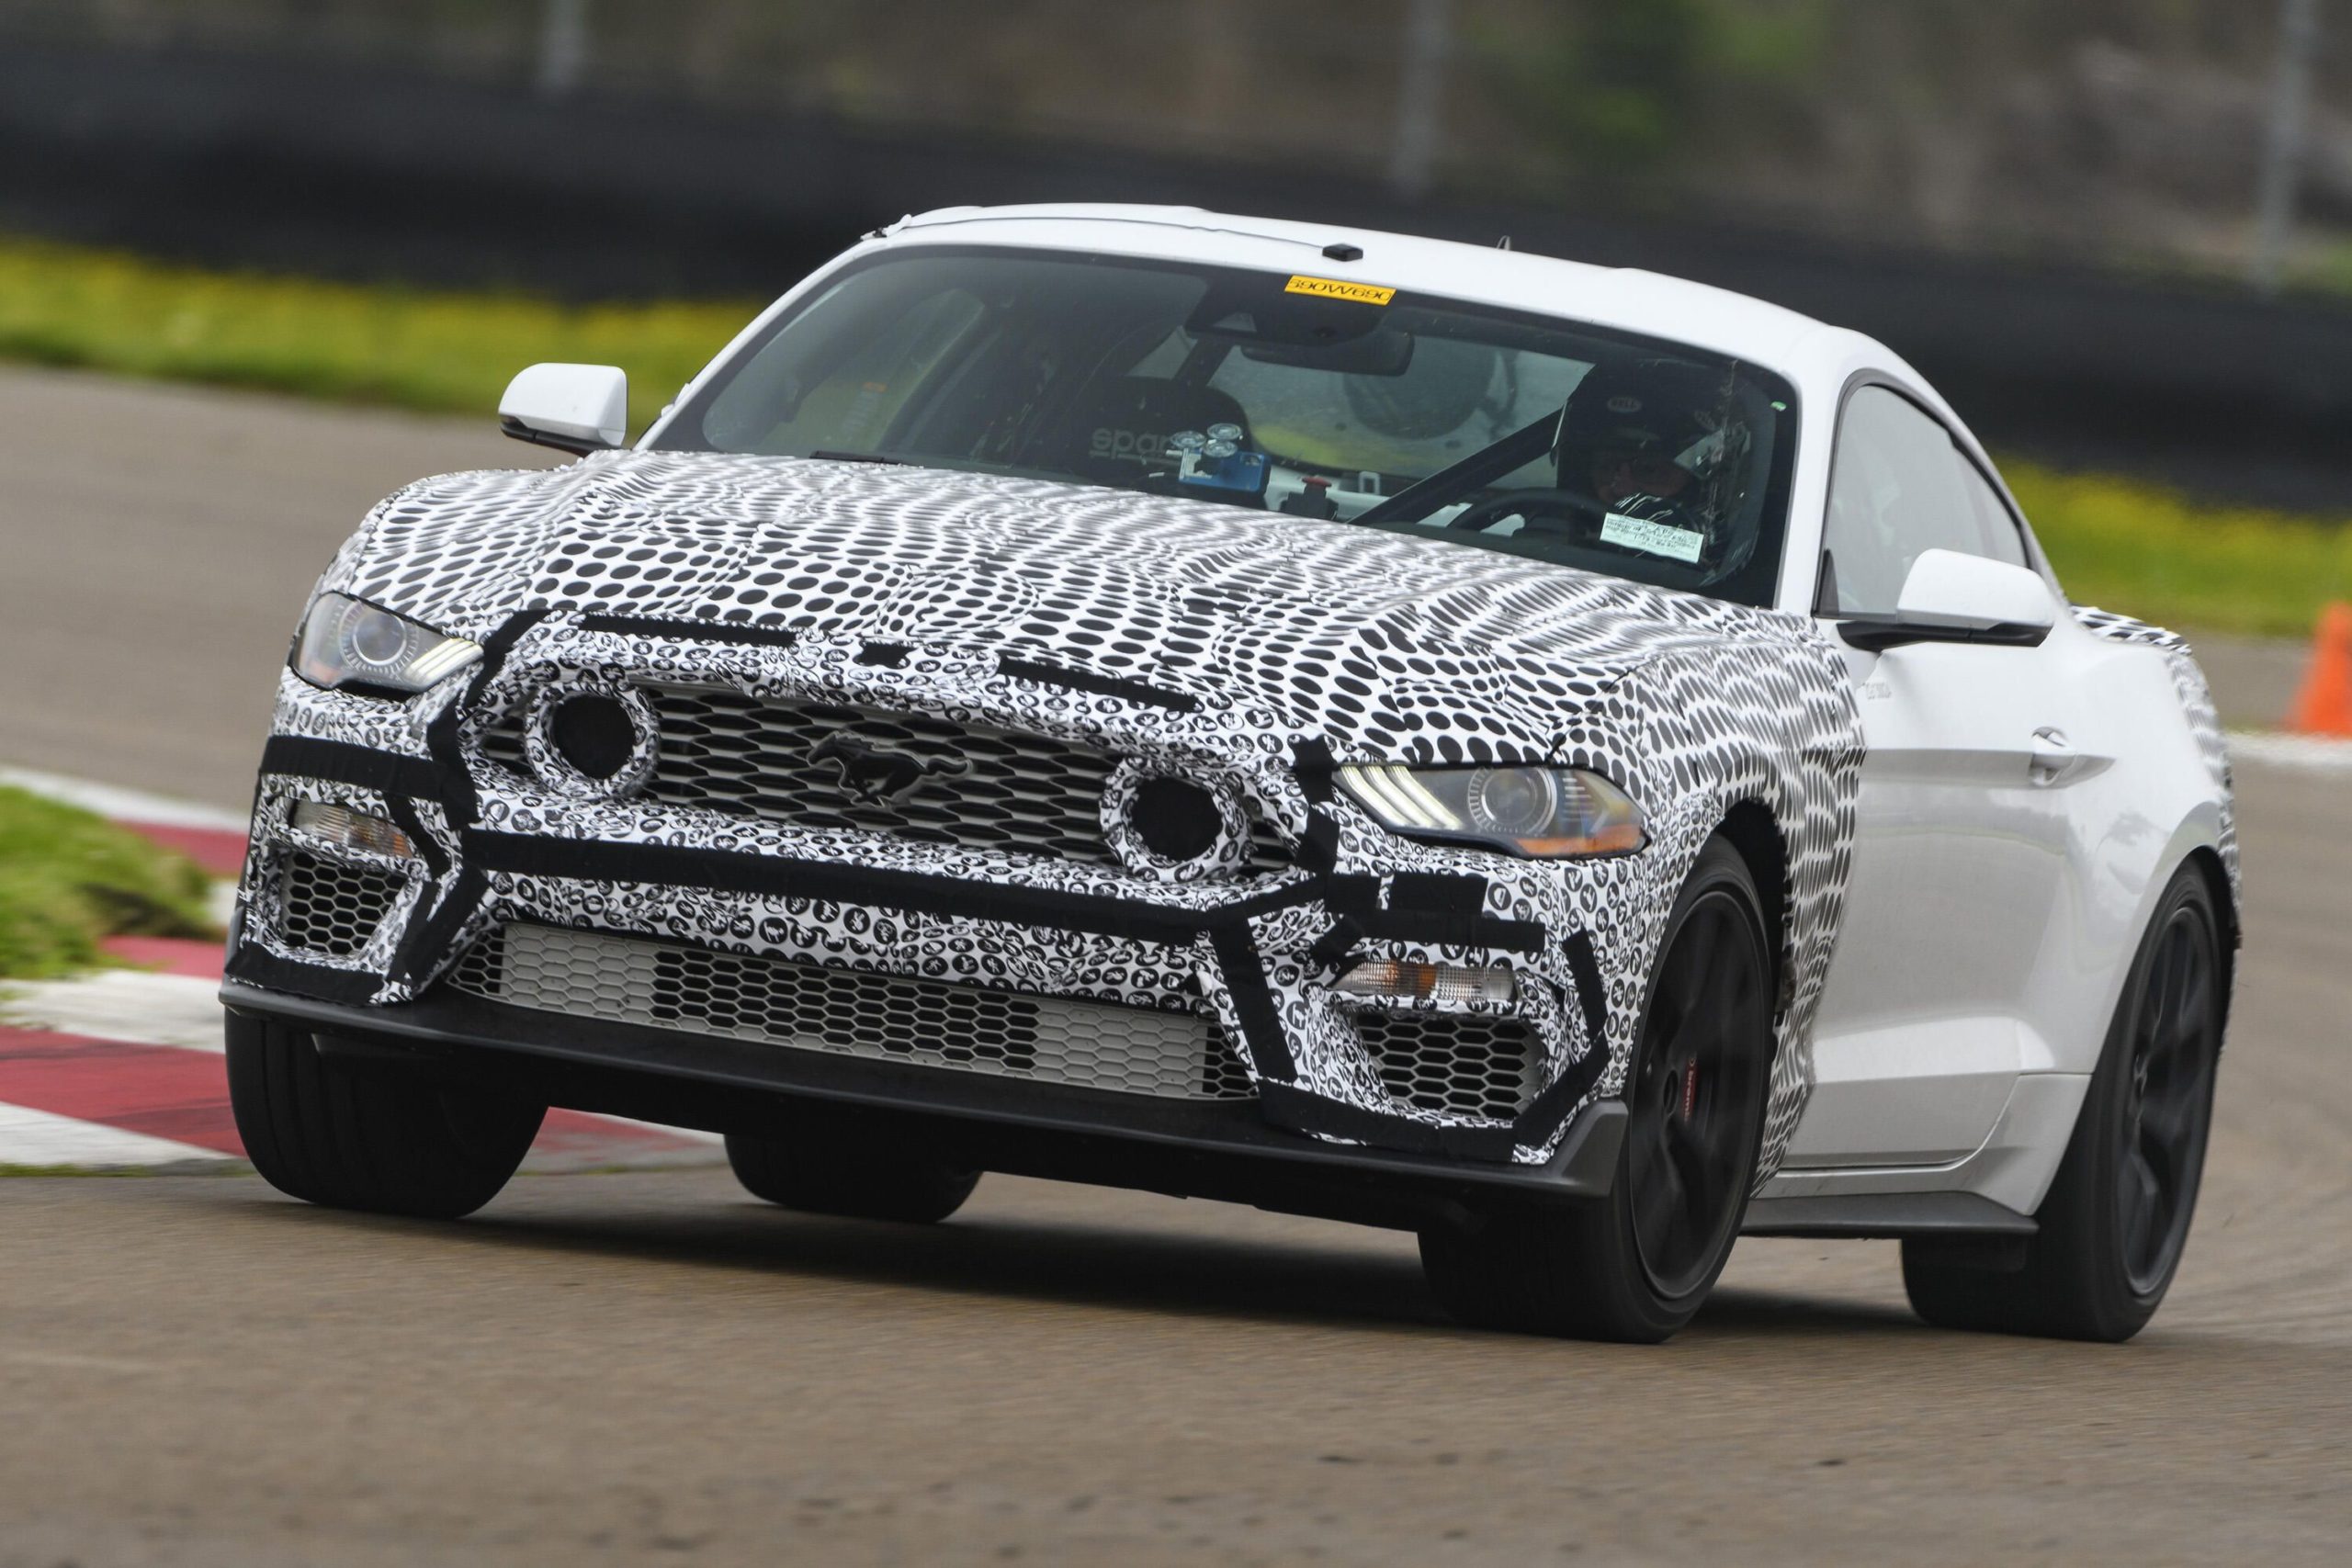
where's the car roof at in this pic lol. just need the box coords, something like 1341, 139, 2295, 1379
883, 203, 1881, 389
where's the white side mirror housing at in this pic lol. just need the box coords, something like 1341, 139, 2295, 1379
1894, 548, 2057, 629
1839, 548, 2057, 652
499, 363, 628, 454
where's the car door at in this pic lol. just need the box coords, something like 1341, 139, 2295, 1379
1785, 384, 2099, 1169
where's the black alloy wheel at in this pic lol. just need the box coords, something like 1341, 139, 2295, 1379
1419, 835, 1776, 1342
2116, 898, 2222, 1294
1624, 880, 1772, 1300
1905, 863, 2227, 1341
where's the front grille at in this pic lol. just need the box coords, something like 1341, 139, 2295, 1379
477, 683, 1288, 872
1352, 1010, 1544, 1122
646, 685, 1125, 863
274, 851, 404, 958
447, 925, 1258, 1102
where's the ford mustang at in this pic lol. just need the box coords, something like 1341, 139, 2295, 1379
220, 205, 2236, 1342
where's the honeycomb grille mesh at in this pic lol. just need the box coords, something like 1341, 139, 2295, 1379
475, 684, 1288, 871
274, 851, 405, 958
1351, 1010, 1543, 1122
447, 925, 1257, 1102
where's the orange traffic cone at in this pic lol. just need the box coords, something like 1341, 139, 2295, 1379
2289, 602, 2352, 737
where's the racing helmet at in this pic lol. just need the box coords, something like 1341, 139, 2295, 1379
1554, 357, 1763, 574
1555, 357, 1730, 496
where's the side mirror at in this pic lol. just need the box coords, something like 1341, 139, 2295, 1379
1838, 548, 2056, 653
499, 363, 628, 455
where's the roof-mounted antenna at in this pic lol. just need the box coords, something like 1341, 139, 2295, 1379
1497, 235, 1512, 250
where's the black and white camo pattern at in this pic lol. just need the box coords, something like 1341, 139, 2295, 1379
243, 452, 1863, 1171
2074, 604, 2241, 904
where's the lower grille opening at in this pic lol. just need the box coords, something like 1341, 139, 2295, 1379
275, 851, 405, 958
650, 944, 1047, 1075
1352, 1010, 1544, 1122
445, 925, 1256, 1102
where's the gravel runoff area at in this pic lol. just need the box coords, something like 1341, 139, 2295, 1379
0, 363, 2346, 1563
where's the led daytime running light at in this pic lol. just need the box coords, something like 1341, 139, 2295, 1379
292, 592, 481, 695
1336, 762, 1644, 859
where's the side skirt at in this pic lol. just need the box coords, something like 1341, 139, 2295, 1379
1741, 1190, 2037, 1241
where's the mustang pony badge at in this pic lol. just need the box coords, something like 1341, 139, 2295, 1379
809, 734, 973, 803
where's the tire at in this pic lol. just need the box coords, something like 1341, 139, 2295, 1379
1419, 836, 1776, 1342
725, 1101, 979, 1224
225, 1013, 545, 1220
1904, 863, 2225, 1341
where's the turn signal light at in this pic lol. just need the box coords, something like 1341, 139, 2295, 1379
290, 801, 418, 860
1334, 959, 1516, 1007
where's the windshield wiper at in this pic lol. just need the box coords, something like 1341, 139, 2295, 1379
808, 449, 918, 467
1354, 409, 1564, 525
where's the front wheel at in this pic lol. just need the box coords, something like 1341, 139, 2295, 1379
1419, 836, 1775, 1342
1904, 863, 2226, 1341
726, 1101, 979, 1224
226, 1014, 545, 1219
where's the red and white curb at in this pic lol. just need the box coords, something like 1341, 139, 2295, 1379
0, 768, 720, 1176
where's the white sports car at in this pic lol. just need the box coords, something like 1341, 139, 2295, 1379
220, 205, 2235, 1342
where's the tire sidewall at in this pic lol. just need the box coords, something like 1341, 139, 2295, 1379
2062, 867, 2225, 1326
1594, 837, 1777, 1336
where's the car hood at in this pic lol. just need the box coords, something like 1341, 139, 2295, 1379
337, 452, 1806, 761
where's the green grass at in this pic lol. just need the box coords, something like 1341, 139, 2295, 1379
2009, 462, 2352, 639
0, 235, 755, 434
1, 233, 2346, 638
0, 785, 218, 979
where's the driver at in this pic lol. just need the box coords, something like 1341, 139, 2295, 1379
1551, 359, 1727, 536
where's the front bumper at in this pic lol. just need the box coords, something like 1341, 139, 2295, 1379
220, 979, 1629, 1226
229, 618, 1657, 1169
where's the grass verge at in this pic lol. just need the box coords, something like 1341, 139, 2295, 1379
2011, 463, 2352, 641
2, 233, 2346, 638
0, 785, 218, 979
0, 235, 754, 435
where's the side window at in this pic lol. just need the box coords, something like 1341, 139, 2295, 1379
1956, 459, 2030, 570
1820, 386, 2022, 614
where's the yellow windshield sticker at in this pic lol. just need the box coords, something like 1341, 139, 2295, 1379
1283, 275, 1396, 306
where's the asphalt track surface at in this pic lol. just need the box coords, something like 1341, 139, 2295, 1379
2, 366, 2347, 1563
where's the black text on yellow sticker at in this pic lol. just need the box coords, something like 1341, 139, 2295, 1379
1284, 275, 1396, 306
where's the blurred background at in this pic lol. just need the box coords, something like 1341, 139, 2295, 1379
3, 0, 2350, 637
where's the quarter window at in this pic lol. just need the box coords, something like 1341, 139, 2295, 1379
1820, 386, 2028, 615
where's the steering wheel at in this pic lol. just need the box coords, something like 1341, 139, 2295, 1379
1443, 488, 1610, 535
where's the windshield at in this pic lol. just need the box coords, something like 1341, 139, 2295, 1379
654, 248, 1799, 605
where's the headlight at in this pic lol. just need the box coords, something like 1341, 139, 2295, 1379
1336, 764, 1645, 858
291, 592, 481, 694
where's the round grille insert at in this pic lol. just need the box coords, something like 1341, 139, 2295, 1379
1131, 777, 1223, 863
522, 682, 658, 799
551, 694, 637, 780
1101, 761, 1252, 882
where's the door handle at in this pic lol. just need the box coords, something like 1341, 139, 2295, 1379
2030, 727, 2077, 786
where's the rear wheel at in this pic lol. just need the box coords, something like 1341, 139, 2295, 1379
726, 1101, 979, 1224
1904, 863, 2225, 1341
1419, 836, 1775, 1342
225, 1013, 544, 1219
